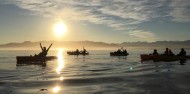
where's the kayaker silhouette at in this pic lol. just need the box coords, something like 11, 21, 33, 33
38, 43, 53, 62
152, 49, 159, 55
177, 48, 186, 56
163, 48, 169, 55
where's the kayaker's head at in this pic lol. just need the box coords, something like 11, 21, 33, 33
181, 48, 184, 51
166, 48, 169, 51
43, 47, 46, 50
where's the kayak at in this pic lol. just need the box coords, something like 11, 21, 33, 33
16, 56, 57, 64
110, 52, 129, 56
140, 54, 190, 62
67, 51, 89, 55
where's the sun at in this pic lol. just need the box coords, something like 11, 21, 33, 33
54, 21, 67, 37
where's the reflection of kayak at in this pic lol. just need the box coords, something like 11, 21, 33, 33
67, 51, 89, 55
140, 54, 190, 62
110, 52, 129, 56
16, 56, 57, 64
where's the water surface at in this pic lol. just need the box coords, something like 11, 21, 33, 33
0, 49, 190, 94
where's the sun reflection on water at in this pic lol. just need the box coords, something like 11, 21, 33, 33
52, 86, 60, 93
51, 49, 65, 93
56, 49, 64, 74
59, 76, 64, 81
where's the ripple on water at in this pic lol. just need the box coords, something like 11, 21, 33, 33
0, 50, 190, 94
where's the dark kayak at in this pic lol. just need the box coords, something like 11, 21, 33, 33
67, 51, 89, 55
16, 56, 57, 64
110, 52, 129, 56
141, 54, 190, 62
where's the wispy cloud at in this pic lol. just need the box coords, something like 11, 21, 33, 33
2, 0, 190, 31
128, 30, 157, 42
169, 0, 190, 22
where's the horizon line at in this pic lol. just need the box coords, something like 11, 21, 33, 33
1, 39, 190, 45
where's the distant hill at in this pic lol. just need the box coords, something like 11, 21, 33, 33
121, 40, 190, 48
0, 40, 190, 50
0, 41, 119, 50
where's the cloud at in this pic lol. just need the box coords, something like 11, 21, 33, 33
169, 0, 190, 22
1, 0, 190, 31
128, 30, 157, 42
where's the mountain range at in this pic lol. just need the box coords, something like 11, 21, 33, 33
0, 40, 190, 50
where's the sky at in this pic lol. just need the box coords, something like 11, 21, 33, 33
0, 0, 190, 44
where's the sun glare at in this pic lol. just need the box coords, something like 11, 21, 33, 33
56, 49, 64, 74
54, 22, 67, 37
52, 86, 60, 93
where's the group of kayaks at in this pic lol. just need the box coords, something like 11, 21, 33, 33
67, 48, 89, 55
66, 48, 129, 56
16, 48, 129, 65
141, 54, 190, 62
16, 47, 189, 66
141, 48, 189, 63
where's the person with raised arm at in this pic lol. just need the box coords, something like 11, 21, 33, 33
38, 43, 53, 62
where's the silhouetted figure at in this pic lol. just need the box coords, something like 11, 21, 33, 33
83, 49, 86, 53
168, 49, 175, 56
163, 48, 169, 55
153, 49, 159, 55
123, 49, 127, 54
117, 49, 121, 53
81, 46, 87, 55
121, 47, 124, 51
177, 48, 186, 56
38, 43, 53, 62
76, 49, 79, 53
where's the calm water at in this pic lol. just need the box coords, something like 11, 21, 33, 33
0, 49, 190, 94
